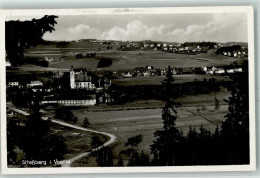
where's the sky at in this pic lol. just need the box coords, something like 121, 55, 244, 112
6, 13, 248, 43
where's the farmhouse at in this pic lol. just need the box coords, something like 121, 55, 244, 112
144, 44, 149, 48
234, 68, 243, 72
226, 69, 235, 73
214, 68, 225, 74
8, 82, 19, 87
146, 65, 153, 71
206, 70, 214, 75
123, 72, 133, 78
6, 61, 11, 67
178, 47, 185, 52
160, 68, 166, 76
27, 81, 43, 88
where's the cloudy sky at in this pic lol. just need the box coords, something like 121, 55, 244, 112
7, 13, 248, 43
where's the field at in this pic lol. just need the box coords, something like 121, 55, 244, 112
49, 50, 243, 70
48, 121, 108, 166
112, 74, 231, 86
71, 87, 230, 166
21, 42, 244, 72
10, 41, 243, 166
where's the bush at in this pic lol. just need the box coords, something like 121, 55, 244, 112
97, 57, 112, 68
55, 106, 74, 122
82, 117, 90, 128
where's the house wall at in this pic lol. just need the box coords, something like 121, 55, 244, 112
42, 99, 96, 106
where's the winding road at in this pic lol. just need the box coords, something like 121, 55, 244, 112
51, 119, 116, 167
9, 107, 117, 167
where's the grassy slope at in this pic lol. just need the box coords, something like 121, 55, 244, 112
72, 87, 230, 166
22, 42, 244, 71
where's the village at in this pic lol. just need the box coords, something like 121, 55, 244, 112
7, 60, 245, 109
4, 10, 252, 169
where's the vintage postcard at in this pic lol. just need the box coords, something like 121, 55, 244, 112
0, 6, 255, 174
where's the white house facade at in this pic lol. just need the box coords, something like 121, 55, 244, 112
70, 67, 95, 90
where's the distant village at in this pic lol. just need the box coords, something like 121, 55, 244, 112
6, 39, 248, 112
74, 39, 248, 57
7, 63, 245, 111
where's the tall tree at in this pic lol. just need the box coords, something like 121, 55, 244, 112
151, 66, 182, 166
96, 146, 114, 167
91, 135, 103, 152
21, 104, 67, 164
220, 61, 249, 164
124, 134, 143, 161
5, 15, 58, 66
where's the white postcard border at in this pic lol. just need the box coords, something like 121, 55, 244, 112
0, 6, 256, 174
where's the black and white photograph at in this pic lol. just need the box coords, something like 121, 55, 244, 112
0, 6, 256, 174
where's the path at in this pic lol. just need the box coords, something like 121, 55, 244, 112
51, 119, 116, 167
8, 107, 117, 167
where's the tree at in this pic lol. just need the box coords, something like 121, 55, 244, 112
124, 135, 143, 159
91, 135, 103, 152
20, 104, 67, 164
73, 116, 78, 124
116, 157, 124, 166
96, 146, 114, 167
7, 117, 25, 165
6, 15, 58, 66
124, 134, 143, 150
220, 63, 249, 164
150, 66, 182, 166
121, 134, 148, 166
82, 117, 90, 128
215, 96, 220, 110
55, 106, 74, 122
97, 57, 112, 68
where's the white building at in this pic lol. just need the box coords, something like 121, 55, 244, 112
41, 99, 96, 106
234, 68, 243, 72
215, 68, 225, 74
124, 72, 133, 78
226, 69, 235, 73
70, 67, 95, 90
27, 81, 43, 88
8, 82, 19, 87
57, 99, 96, 106
6, 61, 11, 67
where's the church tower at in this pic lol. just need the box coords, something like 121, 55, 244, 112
70, 66, 75, 89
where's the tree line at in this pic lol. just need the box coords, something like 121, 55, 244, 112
87, 65, 249, 167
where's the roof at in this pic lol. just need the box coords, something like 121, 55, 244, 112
74, 73, 92, 82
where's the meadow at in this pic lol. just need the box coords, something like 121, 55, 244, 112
15, 42, 240, 166
71, 88, 230, 166
112, 74, 231, 86
21, 42, 243, 72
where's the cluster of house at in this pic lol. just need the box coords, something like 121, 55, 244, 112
44, 57, 54, 62
115, 64, 244, 78
7, 63, 244, 107
203, 66, 243, 75
7, 66, 113, 107
221, 49, 248, 58
117, 41, 214, 53
142, 43, 211, 54
7, 80, 43, 88
117, 65, 168, 78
